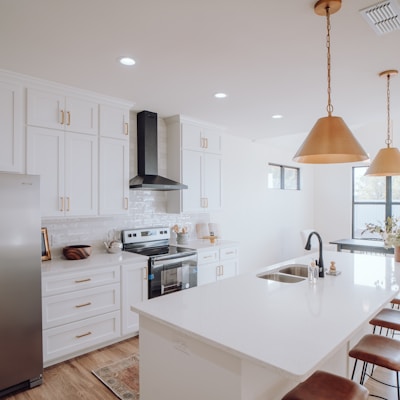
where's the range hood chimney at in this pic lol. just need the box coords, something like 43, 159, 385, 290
129, 110, 188, 190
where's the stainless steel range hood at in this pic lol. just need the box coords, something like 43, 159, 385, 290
129, 110, 188, 191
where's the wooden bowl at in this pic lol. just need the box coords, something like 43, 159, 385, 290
63, 245, 92, 260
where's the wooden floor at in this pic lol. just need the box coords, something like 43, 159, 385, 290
4, 336, 139, 400
3, 334, 397, 399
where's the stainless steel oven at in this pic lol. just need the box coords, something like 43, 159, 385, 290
121, 227, 197, 299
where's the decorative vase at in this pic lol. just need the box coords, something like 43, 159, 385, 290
176, 232, 189, 245
395, 246, 400, 262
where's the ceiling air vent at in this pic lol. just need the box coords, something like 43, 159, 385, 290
360, 0, 400, 35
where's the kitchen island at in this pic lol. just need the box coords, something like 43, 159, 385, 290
132, 251, 399, 399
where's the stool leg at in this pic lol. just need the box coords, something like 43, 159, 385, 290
351, 359, 358, 380
397, 371, 400, 400
361, 362, 368, 384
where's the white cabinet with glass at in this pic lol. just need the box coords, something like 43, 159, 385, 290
166, 115, 224, 213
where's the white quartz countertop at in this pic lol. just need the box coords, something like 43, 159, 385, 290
132, 251, 400, 378
41, 249, 148, 275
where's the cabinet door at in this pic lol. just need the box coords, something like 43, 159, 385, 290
218, 260, 238, 281
27, 126, 65, 217
204, 153, 222, 210
0, 80, 22, 172
203, 127, 222, 154
181, 122, 203, 151
27, 88, 65, 130
99, 104, 129, 139
182, 150, 204, 212
99, 138, 129, 215
121, 264, 148, 335
65, 96, 98, 135
64, 132, 98, 216
197, 262, 219, 286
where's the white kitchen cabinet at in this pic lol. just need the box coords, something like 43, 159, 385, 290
99, 137, 129, 215
99, 103, 129, 140
27, 88, 98, 135
197, 245, 239, 286
27, 126, 98, 217
121, 262, 148, 335
166, 115, 224, 213
0, 79, 23, 172
42, 265, 121, 366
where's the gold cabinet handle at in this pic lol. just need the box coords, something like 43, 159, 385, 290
143, 266, 148, 281
60, 110, 65, 125
204, 137, 208, 149
75, 331, 92, 339
66, 197, 70, 211
60, 197, 64, 211
75, 278, 92, 283
124, 122, 129, 135
75, 302, 92, 308
67, 111, 71, 126
124, 197, 128, 210
225, 251, 235, 255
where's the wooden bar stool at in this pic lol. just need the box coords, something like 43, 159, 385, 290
281, 370, 369, 400
349, 334, 400, 400
369, 307, 400, 336
392, 295, 400, 309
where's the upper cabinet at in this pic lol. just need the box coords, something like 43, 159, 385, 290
99, 104, 129, 140
20, 73, 133, 217
166, 116, 224, 214
0, 79, 23, 173
27, 88, 98, 135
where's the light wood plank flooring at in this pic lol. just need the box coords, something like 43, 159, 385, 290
2, 334, 396, 399
4, 336, 139, 400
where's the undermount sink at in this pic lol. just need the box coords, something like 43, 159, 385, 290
257, 272, 306, 283
279, 264, 309, 278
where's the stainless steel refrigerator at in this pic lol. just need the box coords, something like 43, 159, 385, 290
0, 173, 43, 397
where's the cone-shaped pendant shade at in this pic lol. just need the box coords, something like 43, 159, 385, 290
365, 147, 400, 176
293, 115, 369, 163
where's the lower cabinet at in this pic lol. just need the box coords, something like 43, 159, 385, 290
121, 261, 148, 336
42, 265, 121, 366
197, 245, 239, 286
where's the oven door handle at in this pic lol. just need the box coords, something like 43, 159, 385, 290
153, 254, 197, 269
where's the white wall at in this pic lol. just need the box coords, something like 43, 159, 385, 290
210, 134, 315, 273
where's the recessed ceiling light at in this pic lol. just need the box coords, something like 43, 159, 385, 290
272, 114, 283, 119
118, 57, 136, 66
214, 92, 227, 99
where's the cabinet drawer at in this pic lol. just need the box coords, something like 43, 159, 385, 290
197, 249, 219, 264
220, 246, 238, 261
43, 311, 121, 363
42, 265, 120, 296
42, 283, 120, 329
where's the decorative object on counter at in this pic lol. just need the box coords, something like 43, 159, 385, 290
326, 261, 341, 276
104, 229, 123, 253
363, 216, 400, 261
308, 260, 318, 284
293, 0, 368, 164
63, 245, 92, 260
365, 70, 400, 176
41, 227, 51, 261
172, 224, 189, 245
195, 222, 221, 241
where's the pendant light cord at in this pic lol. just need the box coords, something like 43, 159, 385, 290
326, 6, 333, 116
386, 73, 392, 147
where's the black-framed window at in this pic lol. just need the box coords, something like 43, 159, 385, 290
268, 163, 300, 190
352, 166, 400, 239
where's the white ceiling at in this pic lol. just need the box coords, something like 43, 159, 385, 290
1, 0, 400, 142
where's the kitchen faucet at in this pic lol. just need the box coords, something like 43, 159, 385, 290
305, 231, 324, 278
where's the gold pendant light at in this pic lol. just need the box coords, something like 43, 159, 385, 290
293, 0, 368, 164
365, 70, 400, 176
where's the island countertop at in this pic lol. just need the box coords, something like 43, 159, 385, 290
132, 250, 400, 379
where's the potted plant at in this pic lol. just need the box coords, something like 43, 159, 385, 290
363, 216, 400, 261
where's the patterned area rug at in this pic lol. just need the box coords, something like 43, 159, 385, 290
92, 354, 140, 399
